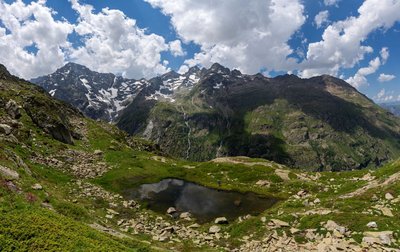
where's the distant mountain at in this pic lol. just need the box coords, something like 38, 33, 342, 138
31, 63, 147, 121
31, 63, 400, 171
379, 102, 400, 117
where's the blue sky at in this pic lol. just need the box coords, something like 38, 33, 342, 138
0, 0, 399, 102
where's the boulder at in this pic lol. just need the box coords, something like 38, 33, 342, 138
324, 220, 346, 234
268, 219, 289, 228
0, 124, 12, 135
363, 231, 393, 245
214, 217, 228, 224
380, 207, 394, 217
166, 207, 176, 214
209, 225, 221, 234
256, 180, 270, 187
179, 212, 191, 219
385, 193, 394, 200
31, 183, 43, 190
0, 165, 19, 180
94, 150, 103, 155
6, 100, 22, 119
366, 221, 377, 228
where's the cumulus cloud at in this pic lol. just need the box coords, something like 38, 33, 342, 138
300, 0, 400, 78
346, 47, 391, 88
145, 0, 306, 74
375, 88, 395, 102
69, 0, 173, 79
315, 10, 330, 28
0, 0, 183, 79
346, 57, 381, 88
378, 73, 396, 82
0, 0, 73, 79
169, 40, 185, 57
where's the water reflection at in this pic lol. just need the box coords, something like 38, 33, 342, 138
128, 178, 278, 223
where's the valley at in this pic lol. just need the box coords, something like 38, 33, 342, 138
0, 63, 400, 251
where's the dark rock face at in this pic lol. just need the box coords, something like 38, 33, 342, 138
23, 95, 77, 145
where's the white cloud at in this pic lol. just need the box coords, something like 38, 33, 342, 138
346, 47, 390, 88
0, 0, 73, 79
374, 88, 394, 102
169, 40, 185, 57
380, 47, 389, 64
0, 0, 183, 79
145, 0, 305, 74
324, 0, 340, 6
300, 0, 400, 78
346, 57, 381, 88
69, 0, 173, 79
315, 10, 329, 28
378, 73, 396, 82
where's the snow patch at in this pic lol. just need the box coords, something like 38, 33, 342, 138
49, 89, 57, 96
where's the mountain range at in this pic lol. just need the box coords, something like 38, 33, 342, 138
32, 62, 400, 171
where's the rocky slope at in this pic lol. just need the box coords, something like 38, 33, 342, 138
31, 63, 148, 121
1, 64, 400, 251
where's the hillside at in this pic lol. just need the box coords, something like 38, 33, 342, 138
1, 63, 400, 251
117, 64, 400, 171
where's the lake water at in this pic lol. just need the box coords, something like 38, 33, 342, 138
127, 178, 279, 223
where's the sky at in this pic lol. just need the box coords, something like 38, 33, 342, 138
0, 0, 399, 103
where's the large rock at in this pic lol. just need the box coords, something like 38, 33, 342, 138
209, 225, 221, 234
268, 219, 290, 228
6, 99, 22, 119
363, 231, 393, 245
324, 220, 346, 235
214, 217, 228, 224
0, 165, 19, 180
166, 207, 176, 214
0, 124, 12, 135
385, 193, 394, 200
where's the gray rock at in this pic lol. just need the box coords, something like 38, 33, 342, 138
6, 99, 22, 119
363, 231, 393, 245
385, 193, 394, 200
179, 212, 191, 219
214, 217, 228, 224
166, 207, 176, 214
209, 225, 221, 234
31, 183, 43, 190
366, 221, 378, 228
268, 219, 290, 228
94, 150, 103, 155
0, 165, 19, 180
0, 124, 12, 135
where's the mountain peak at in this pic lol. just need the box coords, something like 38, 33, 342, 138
58, 62, 90, 73
209, 63, 230, 74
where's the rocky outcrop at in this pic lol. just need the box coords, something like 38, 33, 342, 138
0, 165, 19, 180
